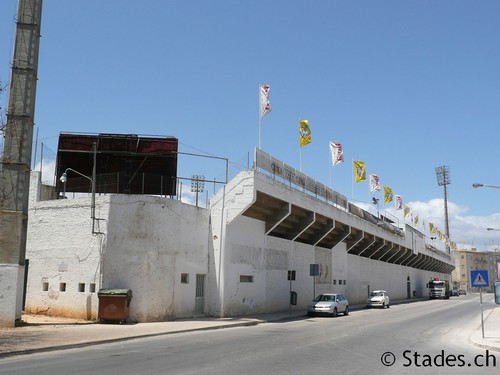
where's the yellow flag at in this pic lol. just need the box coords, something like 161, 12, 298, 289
299, 120, 311, 147
383, 186, 393, 203
353, 161, 366, 183
403, 204, 411, 218
429, 222, 436, 234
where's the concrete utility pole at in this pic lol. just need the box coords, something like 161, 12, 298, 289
0, 0, 43, 327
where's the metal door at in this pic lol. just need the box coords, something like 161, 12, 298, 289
195, 274, 205, 315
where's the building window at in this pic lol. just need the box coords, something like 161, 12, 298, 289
343, 280, 346, 285
338, 279, 342, 285
89, 283, 96, 293
78, 283, 85, 293
240, 275, 254, 283
333, 280, 337, 285
42, 282, 49, 291
59, 283, 66, 292
181, 273, 189, 284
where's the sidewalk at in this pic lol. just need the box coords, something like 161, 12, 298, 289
1, 301, 499, 358
0, 310, 306, 358
469, 305, 500, 352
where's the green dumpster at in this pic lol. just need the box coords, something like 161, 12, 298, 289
98, 289, 133, 324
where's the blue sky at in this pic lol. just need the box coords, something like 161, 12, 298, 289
1, 1, 500, 251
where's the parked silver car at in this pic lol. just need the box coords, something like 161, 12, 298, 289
307, 293, 349, 317
367, 290, 390, 308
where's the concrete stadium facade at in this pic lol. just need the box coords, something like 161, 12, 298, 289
23, 158, 453, 322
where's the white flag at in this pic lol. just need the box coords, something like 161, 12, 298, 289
329, 141, 344, 166
259, 84, 271, 118
369, 174, 380, 193
395, 195, 403, 210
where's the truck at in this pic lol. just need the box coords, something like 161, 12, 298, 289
426, 278, 450, 299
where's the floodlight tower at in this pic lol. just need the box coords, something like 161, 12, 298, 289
435, 166, 451, 254
191, 175, 205, 208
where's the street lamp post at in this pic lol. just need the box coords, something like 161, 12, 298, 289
59, 142, 99, 234
59, 167, 96, 232
472, 183, 500, 189
474, 184, 500, 245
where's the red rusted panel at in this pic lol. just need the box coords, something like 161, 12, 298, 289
56, 132, 178, 196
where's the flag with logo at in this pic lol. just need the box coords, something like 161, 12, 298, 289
354, 161, 366, 183
413, 214, 419, 227
403, 204, 411, 218
383, 186, 393, 203
259, 84, 272, 118
429, 222, 436, 234
369, 174, 380, 192
299, 120, 311, 147
329, 141, 344, 166
395, 195, 403, 210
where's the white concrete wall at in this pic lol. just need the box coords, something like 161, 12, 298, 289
26, 173, 210, 322
346, 255, 447, 304
209, 170, 453, 315
103, 195, 210, 322
25, 169, 453, 322
25, 173, 107, 319
213, 210, 443, 314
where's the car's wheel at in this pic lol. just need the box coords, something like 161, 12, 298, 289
387, 303, 390, 308
382, 302, 386, 309
332, 307, 338, 317
344, 306, 349, 316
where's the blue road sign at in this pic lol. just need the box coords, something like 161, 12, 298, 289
471, 270, 489, 287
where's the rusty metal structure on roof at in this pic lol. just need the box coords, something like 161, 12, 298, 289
55, 132, 178, 197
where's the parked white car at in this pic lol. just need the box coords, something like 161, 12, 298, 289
367, 290, 390, 308
307, 293, 349, 317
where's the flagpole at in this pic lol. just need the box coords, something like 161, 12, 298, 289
368, 175, 374, 206
259, 116, 262, 150
258, 84, 261, 149
328, 141, 332, 188
329, 161, 332, 188
351, 159, 354, 201
300, 147, 302, 172
299, 116, 302, 172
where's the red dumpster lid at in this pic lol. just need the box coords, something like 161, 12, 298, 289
98, 288, 132, 296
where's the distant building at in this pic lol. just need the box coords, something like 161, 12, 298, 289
452, 249, 500, 292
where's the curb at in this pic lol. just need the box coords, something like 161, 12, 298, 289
0, 320, 264, 359
468, 309, 500, 353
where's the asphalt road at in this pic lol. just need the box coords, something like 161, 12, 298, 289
1, 294, 498, 375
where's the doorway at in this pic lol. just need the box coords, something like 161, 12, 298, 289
407, 276, 411, 299
195, 274, 205, 315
